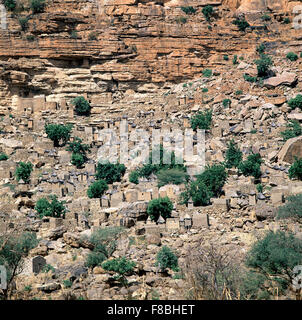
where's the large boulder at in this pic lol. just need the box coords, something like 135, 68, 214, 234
278, 136, 302, 164
263, 72, 298, 89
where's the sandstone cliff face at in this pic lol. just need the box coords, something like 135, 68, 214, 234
0, 0, 297, 112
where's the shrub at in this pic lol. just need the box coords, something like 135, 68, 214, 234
190, 109, 212, 130
288, 157, 302, 180
30, 0, 45, 13
42, 264, 55, 273
70, 30, 78, 39
223, 55, 229, 61
256, 43, 265, 54
222, 98, 231, 108
147, 197, 173, 221
85, 251, 107, 269
18, 17, 29, 31
224, 139, 242, 168
246, 231, 302, 290
175, 16, 187, 24
88, 32, 97, 40
197, 163, 227, 197
181, 6, 196, 15
156, 246, 178, 272
156, 168, 189, 187
45, 123, 73, 147
281, 120, 302, 141
26, 35, 35, 41
288, 94, 302, 110
87, 180, 108, 198
102, 257, 135, 286
256, 183, 263, 193
71, 96, 91, 116
261, 14, 271, 21
202, 87, 208, 93
277, 193, 302, 220
254, 54, 272, 77
4, 0, 16, 11
95, 162, 126, 184
238, 153, 262, 179
0, 232, 38, 298
202, 5, 213, 22
35, 195, 66, 219
232, 17, 250, 32
63, 279, 73, 288
232, 55, 238, 65
129, 170, 139, 184
286, 52, 298, 62
180, 178, 212, 207
15, 162, 33, 183
202, 69, 212, 78
243, 74, 257, 83
235, 90, 243, 95
0, 152, 8, 161
239, 270, 270, 300
283, 17, 290, 24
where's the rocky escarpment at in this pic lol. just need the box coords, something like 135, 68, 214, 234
0, 0, 299, 113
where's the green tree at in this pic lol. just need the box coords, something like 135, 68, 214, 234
180, 178, 213, 207
129, 170, 140, 184
66, 137, 90, 168
156, 246, 179, 272
0, 232, 38, 299
87, 180, 108, 199
95, 162, 126, 184
197, 163, 227, 197
190, 109, 212, 130
15, 162, 33, 184
35, 195, 66, 219
245, 231, 302, 295
45, 123, 73, 147
147, 197, 173, 221
232, 17, 250, 31
225, 139, 242, 168
71, 96, 91, 116
238, 153, 262, 179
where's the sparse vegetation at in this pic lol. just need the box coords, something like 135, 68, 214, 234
281, 120, 302, 141
277, 194, 302, 220
255, 54, 272, 77
202, 5, 214, 22
181, 6, 196, 15
18, 17, 29, 31
156, 168, 189, 187
288, 94, 302, 110
232, 17, 250, 32
30, 0, 46, 14
202, 69, 212, 78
